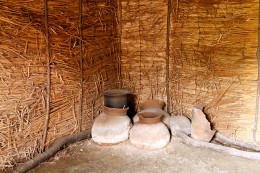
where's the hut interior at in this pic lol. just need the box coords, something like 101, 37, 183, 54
0, 0, 259, 172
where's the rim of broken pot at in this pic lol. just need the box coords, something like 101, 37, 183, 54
138, 112, 162, 124
139, 99, 166, 110
103, 106, 129, 116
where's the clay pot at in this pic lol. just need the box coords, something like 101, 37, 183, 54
129, 122, 170, 150
104, 89, 129, 108
133, 108, 171, 128
138, 112, 162, 124
103, 106, 129, 116
139, 99, 166, 110
92, 109, 131, 145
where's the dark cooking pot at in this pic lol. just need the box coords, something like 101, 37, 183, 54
104, 89, 129, 108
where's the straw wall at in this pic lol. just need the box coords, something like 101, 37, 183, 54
120, 0, 259, 144
82, 0, 119, 128
120, 0, 168, 104
170, 0, 259, 144
1, 0, 259, 171
0, 1, 46, 169
0, 0, 119, 170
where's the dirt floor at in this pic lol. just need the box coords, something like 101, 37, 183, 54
29, 137, 260, 173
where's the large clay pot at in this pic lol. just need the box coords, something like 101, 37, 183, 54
139, 99, 166, 110
129, 111, 170, 150
104, 89, 129, 108
129, 120, 170, 150
138, 112, 162, 124
92, 106, 131, 145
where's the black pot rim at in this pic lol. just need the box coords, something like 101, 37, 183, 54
104, 89, 129, 96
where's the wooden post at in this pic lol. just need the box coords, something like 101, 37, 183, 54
79, 0, 83, 132
42, 0, 51, 149
166, 0, 172, 112
118, 0, 122, 88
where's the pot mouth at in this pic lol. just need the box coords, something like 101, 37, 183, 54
139, 99, 166, 110
138, 112, 162, 124
104, 89, 129, 97
103, 106, 129, 116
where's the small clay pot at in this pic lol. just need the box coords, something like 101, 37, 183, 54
104, 89, 129, 108
138, 112, 162, 124
139, 99, 166, 110
103, 106, 129, 116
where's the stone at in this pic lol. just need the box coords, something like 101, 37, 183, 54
170, 115, 191, 135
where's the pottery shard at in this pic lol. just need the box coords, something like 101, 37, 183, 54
129, 122, 170, 150
191, 107, 216, 142
170, 115, 191, 135
91, 112, 131, 145
133, 108, 171, 128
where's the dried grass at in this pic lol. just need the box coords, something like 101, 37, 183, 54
170, 0, 259, 144
120, 0, 168, 105
1, 0, 260, 171
0, 0, 119, 171
120, 0, 259, 144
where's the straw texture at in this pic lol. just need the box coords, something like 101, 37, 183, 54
170, 0, 259, 144
0, 1, 46, 169
81, 0, 119, 131
120, 0, 168, 104
0, 0, 119, 170
120, 0, 260, 144
1, 0, 260, 171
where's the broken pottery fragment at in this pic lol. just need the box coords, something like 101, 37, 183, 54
170, 115, 191, 135
191, 107, 216, 142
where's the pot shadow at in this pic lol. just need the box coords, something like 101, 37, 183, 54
127, 93, 137, 123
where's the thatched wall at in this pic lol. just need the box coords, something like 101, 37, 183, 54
82, 0, 119, 128
120, 0, 259, 144
0, 0, 119, 170
0, 0, 259, 171
170, 0, 259, 144
120, 0, 168, 104
0, 1, 46, 169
